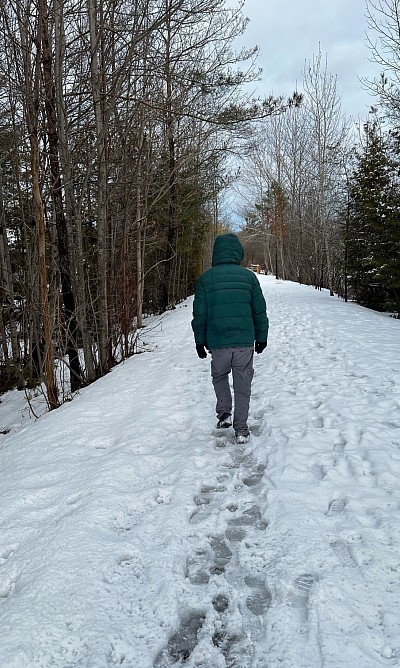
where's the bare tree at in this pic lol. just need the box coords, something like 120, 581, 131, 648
365, 0, 400, 116
302, 51, 349, 292
239, 51, 349, 292
0, 0, 294, 405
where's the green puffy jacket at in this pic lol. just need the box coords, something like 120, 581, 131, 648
191, 233, 269, 349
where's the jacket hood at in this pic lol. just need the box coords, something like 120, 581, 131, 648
212, 233, 244, 266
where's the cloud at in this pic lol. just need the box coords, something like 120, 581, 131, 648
236, 0, 382, 119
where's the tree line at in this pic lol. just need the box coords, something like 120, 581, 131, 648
0, 0, 297, 404
238, 0, 400, 319
1, 0, 398, 409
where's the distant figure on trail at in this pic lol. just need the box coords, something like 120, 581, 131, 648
191, 233, 269, 444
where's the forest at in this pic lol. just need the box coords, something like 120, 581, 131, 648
0, 0, 399, 406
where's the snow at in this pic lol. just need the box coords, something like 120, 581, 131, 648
0, 274, 400, 668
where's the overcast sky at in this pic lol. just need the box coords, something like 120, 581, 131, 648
236, 0, 382, 121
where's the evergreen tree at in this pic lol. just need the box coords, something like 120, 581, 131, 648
347, 121, 400, 315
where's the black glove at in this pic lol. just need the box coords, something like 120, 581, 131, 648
255, 341, 267, 354
196, 344, 208, 359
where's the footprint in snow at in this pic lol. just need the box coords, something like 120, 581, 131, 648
310, 415, 324, 429
245, 574, 272, 616
333, 435, 346, 457
225, 526, 247, 544
189, 504, 212, 524
228, 504, 268, 531
214, 440, 228, 450
325, 415, 340, 428
212, 630, 254, 668
0, 574, 17, 599
210, 535, 232, 575
286, 573, 316, 632
224, 447, 257, 471
212, 592, 229, 613
154, 610, 205, 667
339, 455, 358, 478
330, 539, 358, 570
242, 463, 266, 488
310, 463, 325, 481
0, 545, 16, 566
212, 594, 247, 664
327, 498, 347, 516
102, 550, 144, 585
193, 484, 226, 507
213, 429, 235, 442
252, 409, 266, 419
186, 548, 211, 585
110, 507, 138, 533
190, 483, 227, 523
310, 398, 323, 410
249, 412, 264, 436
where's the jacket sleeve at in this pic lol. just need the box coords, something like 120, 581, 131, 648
191, 277, 208, 344
251, 277, 269, 342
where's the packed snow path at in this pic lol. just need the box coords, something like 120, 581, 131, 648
0, 275, 400, 667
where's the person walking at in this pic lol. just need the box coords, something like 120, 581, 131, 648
191, 233, 268, 444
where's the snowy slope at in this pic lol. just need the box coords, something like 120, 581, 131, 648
0, 275, 399, 668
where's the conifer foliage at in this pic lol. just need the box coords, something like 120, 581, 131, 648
347, 121, 400, 315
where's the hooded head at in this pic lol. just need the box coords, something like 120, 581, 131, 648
212, 233, 244, 267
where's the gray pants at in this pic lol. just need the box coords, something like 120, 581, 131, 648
210, 347, 254, 433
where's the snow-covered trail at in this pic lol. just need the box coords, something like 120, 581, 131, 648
0, 276, 399, 668
250, 280, 400, 667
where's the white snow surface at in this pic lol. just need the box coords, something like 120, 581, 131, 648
1, 275, 400, 668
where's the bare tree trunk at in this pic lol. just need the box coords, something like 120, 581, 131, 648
40, 0, 82, 392
136, 196, 145, 330
161, 0, 177, 311
0, 166, 20, 368
135, 127, 150, 330
32, 134, 59, 410
24, 2, 59, 409
88, 0, 110, 374
0, 308, 8, 365
54, 0, 96, 383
